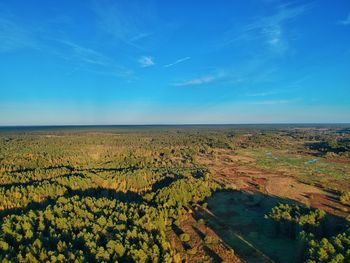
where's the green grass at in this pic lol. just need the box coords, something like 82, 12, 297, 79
237, 148, 350, 190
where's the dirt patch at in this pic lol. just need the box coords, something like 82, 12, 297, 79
167, 213, 241, 263
196, 149, 349, 217
265, 176, 322, 203
227, 155, 256, 163
325, 156, 350, 164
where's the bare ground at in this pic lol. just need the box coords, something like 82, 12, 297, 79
196, 149, 349, 217
167, 213, 241, 263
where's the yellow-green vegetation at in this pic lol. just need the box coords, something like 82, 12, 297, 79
267, 203, 326, 227
0, 196, 172, 262
0, 128, 220, 262
179, 233, 190, 243
340, 192, 350, 206
0, 125, 349, 262
266, 203, 350, 263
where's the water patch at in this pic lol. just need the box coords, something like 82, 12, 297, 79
304, 158, 319, 165
266, 152, 279, 160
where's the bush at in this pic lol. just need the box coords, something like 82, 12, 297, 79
186, 247, 197, 255
198, 219, 205, 225
204, 235, 214, 245
340, 192, 350, 205
0, 241, 9, 251
174, 220, 181, 226
180, 233, 190, 243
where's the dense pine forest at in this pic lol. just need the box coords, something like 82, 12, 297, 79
0, 125, 349, 262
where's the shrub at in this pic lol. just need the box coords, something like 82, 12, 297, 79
186, 247, 197, 255
204, 235, 214, 245
198, 219, 205, 225
340, 192, 350, 205
0, 241, 9, 251
180, 233, 190, 243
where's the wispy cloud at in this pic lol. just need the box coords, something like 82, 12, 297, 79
56, 40, 111, 66
164, 57, 191, 68
251, 3, 309, 54
0, 12, 133, 78
338, 13, 350, 25
138, 56, 155, 67
0, 17, 37, 52
42, 38, 133, 77
221, 3, 310, 55
246, 91, 278, 97
174, 75, 216, 87
249, 98, 300, 105
90, 1, 155, 50
253, 99, 290, 105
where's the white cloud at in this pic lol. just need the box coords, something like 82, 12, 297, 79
174, 75, 215, 86
0, 17, 37, 52
57, 40, 111, 66
221, 3, 310, 55
339, 13, 350, 25
0, 12, 133, 78
250, 4, 309, 54
90, 1, 155, 50
48, 39, 133, 78
246, 91, 277, 97
138, 56, 155, 67
164, 57, 191, 68
0, 16, 110, 67
251, 99, 290, 105
249, 98, 301, 105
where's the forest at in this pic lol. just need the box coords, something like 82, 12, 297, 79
0, 125, 349, 262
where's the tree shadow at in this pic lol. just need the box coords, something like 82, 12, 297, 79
65, 187, 144, 203
0, 172, 85, 189
3, 165, 75, 174
171, 224, 184, 236
171, 224, 191, 250
151, 175, 180, 192
89, 166, 141, 173
0, 198, 55, 219
203, 246, 222, 263
305, 141, 348, 156
192, 226, 205, 240
0, 186, 145, 220
196, 189, 347, 263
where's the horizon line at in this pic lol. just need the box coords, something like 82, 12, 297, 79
1, 122, 350, 128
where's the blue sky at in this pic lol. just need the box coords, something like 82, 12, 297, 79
0, 0, 350, 125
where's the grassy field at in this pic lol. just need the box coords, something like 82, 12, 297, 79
237, 148, 350, 190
